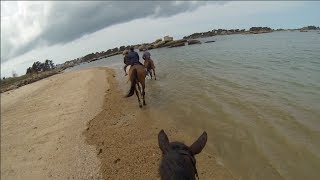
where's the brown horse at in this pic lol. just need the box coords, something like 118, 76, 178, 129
144, 59, 156, 80
158, 130, 207, 180
126, 65, 147, 108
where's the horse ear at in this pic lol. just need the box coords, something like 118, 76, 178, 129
158, 130, 170, 154
190, 132, 207, 155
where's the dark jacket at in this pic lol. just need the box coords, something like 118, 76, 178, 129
128, 51, 141, 65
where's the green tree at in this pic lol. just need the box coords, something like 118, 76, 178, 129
26, 67, 33, 74
26, 60, 55, 75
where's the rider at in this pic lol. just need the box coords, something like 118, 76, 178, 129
123, 50, 130, 76
142, 48, 151, 61
128, 46, 144, 66
142, 47, 155, 69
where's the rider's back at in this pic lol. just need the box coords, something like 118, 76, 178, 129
128, 51, 140, 65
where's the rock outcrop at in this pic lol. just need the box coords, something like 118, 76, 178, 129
138, 45, 147, 51
183, 28, 248, 39
163, 39, 187, 47
154, 41, 167, 48
164, 36, 173, 42
153, 38, 162, 44
300, 25, 319, 30
168, 42, 185, 48
249, 27, 273, 34
188, 40, 201, 45
205, 40, 215, 43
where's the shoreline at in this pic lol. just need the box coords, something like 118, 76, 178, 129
83, 68, 235, 179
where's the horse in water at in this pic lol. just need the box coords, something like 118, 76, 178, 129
144, 59, 156, 80
158, 130, 208, 180
126, 65, 147, 108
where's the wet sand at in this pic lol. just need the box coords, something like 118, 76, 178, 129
1, 67, 234, 179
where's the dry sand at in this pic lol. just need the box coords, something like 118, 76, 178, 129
1, 67, 235, 179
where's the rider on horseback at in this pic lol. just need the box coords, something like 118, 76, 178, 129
142, 48, 154, 68
142, 47, 156, 80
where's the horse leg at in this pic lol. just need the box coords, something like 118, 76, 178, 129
149, 69, 153, 79
141, 81, 146, 106
135, 84, 142, 108
153, 68, 156, 80
137, 83, 141, 93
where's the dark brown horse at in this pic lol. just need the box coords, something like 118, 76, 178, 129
126, 65, 147, 108
144, 59, 156, 80
158, 130, 207, 180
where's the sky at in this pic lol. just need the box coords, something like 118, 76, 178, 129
1, 1, 319, 77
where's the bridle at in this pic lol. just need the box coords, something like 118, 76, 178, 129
177, 149, 199, 180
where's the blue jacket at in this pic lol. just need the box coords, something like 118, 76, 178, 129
128, 51, 140, 65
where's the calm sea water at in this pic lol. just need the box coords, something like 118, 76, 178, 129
67, 31, 320, 179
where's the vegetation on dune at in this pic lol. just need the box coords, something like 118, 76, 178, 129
1, 60, 62, 93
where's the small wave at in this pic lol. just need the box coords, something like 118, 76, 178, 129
309, 61, 320, 65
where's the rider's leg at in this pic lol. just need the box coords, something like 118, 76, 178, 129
124, 64, 128, 76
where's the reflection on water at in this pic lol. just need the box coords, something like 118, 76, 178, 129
67, 31, 320, 179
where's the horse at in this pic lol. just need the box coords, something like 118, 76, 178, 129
144, 59, 156, 80
125, 64, 147, 108
158, 130, 208, 180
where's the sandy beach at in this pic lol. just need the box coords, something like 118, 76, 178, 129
1, 67, 234, 179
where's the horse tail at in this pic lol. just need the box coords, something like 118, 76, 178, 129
126, 68, 137, 97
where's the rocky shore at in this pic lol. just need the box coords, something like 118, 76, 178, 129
52, 25, 318, 70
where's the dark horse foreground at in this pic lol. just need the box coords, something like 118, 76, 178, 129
158, 130, 208, 180
126, 64, 147, 108
144, 59, 156, 80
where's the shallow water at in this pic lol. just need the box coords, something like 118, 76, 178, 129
67, 31, 320, 179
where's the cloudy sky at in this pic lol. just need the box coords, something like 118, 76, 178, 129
1, 1, 319, 77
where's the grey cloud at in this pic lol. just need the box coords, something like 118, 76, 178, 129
3, 1, 225, 62
36, 1, 209, 45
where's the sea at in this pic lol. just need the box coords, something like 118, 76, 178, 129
66, 31, 320, 180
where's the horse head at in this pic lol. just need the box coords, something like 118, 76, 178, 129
158, 130, 207, 180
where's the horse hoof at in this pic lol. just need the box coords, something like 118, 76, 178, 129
139, 105, 142, 108
143, 102, 147, 106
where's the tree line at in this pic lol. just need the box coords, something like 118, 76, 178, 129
26, 60, 55, 74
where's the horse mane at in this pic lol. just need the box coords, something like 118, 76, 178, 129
159, 142, 197, 180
